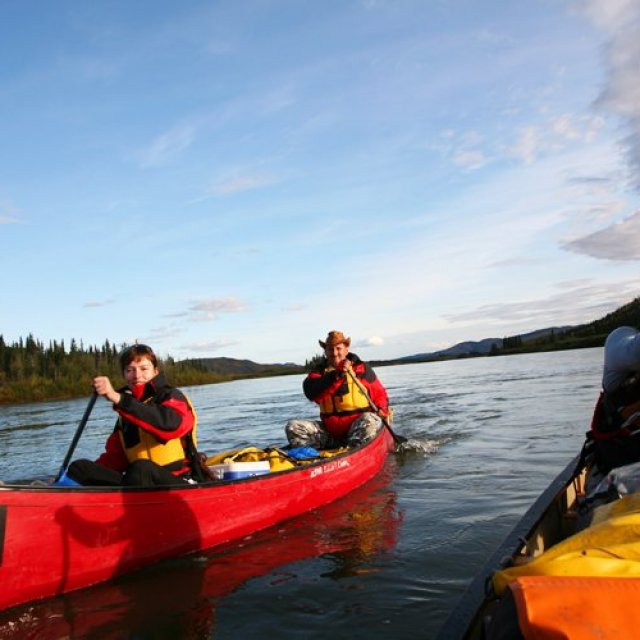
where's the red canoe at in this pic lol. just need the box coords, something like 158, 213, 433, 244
0, 461, 401, 638
0, 428, 394, 612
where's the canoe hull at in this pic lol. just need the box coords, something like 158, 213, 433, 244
0, 428, 394, 611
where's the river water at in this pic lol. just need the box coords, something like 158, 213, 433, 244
0, 348, 603, 639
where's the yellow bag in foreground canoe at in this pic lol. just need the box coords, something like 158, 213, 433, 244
205, 447, 297, 472
493, 497, 640, 595
204, 445, 349, 473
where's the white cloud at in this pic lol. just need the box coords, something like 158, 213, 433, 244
552, 114, 583, 141
563, 210, 640, 260
510, 116, 605, 164
512, 126, 540, 164
584, 0, 640, 185
144, 326, 186, 342
180, 338, 239, 352
354, 335, 385, 348
209, 173, 279, 196
0, 199, 23, 223
139, 123, 197, 168
453, 149, 487, 170
187, 297, 249, 322
190, 297, 247, 312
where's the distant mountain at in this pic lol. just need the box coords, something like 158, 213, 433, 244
398, 337, 501, 361
393, 326, 573, 363
183, 356, 304, 377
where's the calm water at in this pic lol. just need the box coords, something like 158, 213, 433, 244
0, 348, 603, 639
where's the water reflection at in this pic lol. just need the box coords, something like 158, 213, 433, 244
54, 490, 202, 599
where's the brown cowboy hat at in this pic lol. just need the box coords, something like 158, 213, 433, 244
319, 330, 351, 349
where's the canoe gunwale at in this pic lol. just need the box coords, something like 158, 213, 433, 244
436, 453, 584, 640
0, 434, 378, 494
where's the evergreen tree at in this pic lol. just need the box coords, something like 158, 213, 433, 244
0, 334, 230, 405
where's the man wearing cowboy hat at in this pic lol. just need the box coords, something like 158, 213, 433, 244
285, 330, 390, 448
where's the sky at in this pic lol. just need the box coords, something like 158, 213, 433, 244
1, 0, 639, 366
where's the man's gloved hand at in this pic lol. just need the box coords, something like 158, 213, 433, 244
338, 359, 352, 375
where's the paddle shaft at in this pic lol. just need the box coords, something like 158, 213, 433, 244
56, 392, 98, 481
345, 367, 407, 445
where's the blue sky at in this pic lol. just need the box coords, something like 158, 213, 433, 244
1, 0, 639, 366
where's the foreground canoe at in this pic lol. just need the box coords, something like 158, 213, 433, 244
437, 453, 587, 639
0, 428, 394, 612
438, 449, 640, 639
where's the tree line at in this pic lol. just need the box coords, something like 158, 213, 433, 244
0, 334, 230, 405
5, 297, 637, 404
494, 297, 640, 357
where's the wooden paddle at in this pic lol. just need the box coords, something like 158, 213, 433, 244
55, 391, 98, 482
345, 367, 407, 447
